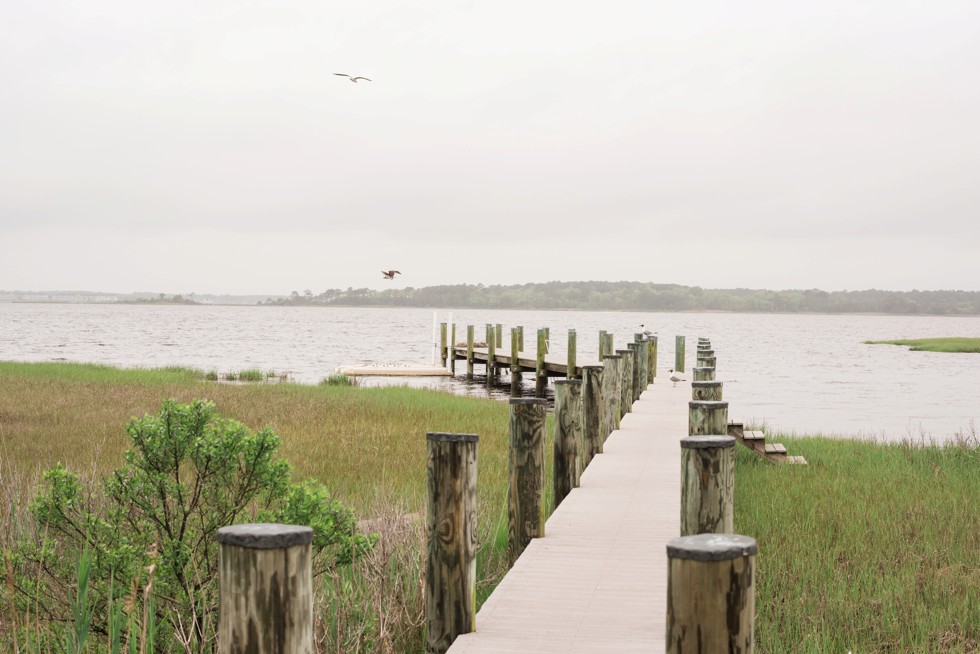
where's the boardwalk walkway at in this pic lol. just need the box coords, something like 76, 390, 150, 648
448, 380, 687, 654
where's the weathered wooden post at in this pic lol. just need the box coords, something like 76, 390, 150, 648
495, 323, 503, 349
598, 330, 607, 361
638, 339, 650, 395
691, 380, 724, 401
697, 355, 717, 369
693, 366, 716, 382
450, 323, 457, 374
486, 324, 496, 381
666, 534, 756, 653
628, 342, 642, 406
601, 354, 622, 435
675, 335, 686, 372
581, 365, 604, 466
535, 328, 548, 397
466, 326, 474, 380
218, 523, 313, 654
604, 333, 614, 360
553, 379, 583, 508
425, 432, 478, 654
440, 323, 448, 367
510, 327, 520, 396
508, 398, 547, 566
517, 326, 524, 352
698, 349, 715, 358
648, 335, 658, 383
616, 349, 633, 418
689, 400, 729, 436
680, 435, 735, 535
567, 329, 577, 380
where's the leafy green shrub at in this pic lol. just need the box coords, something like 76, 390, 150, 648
20, 399, 375, 651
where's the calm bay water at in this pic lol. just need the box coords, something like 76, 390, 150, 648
1, 302, 978, 441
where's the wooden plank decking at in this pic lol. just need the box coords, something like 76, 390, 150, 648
447, 380, 687, 654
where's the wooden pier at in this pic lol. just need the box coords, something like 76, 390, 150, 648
446, 380, 686, 653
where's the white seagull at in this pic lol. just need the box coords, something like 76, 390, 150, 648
668, 369, 685, 387
334, 73, 372, 83
640, 324, 656, 338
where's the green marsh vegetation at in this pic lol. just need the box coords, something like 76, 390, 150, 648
1, 361, 977, 651
735, 432, 980, 652
864, 337, 980, 353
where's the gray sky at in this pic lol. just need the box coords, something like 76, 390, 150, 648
3, 0, 979, 294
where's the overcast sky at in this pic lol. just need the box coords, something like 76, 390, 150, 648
2, 0, 979, 295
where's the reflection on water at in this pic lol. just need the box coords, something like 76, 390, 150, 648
1, 302, 978, 441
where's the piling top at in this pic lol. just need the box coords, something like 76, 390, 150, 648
615, 349, 631, 355
689, 400, 729, 409
680, 435, 736, 449
602, 354, 623, 360
691, 381, 723, 388
581, 365, 604, 371
554, 379, 583, 387
666, 534, 757, 561
509, 398, 549, 406
217, 523, 313, 549
427, 432, 479, 443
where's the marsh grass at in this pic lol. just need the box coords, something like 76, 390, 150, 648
864, 337, 980, 353
735, 433, 980, 652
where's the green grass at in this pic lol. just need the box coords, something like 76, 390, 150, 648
735, 434, 980, 652
864, 337, 980, 353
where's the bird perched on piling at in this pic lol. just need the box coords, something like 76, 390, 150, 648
640, 324, 656, 338
381, 270, 401, 280
334, 73, 372, 83
668, 369, 685, 387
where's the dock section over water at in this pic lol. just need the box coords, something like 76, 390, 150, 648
447, 381, 685, 653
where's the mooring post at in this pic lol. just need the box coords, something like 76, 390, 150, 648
691, 380, 724, 401
510, 327, 520, 396
486, 324, 496, 381
675, 335, 686, 372
450, 323, 457, 374
666, 534, 756, 653
581, 365, 604, 466
554, 379, 583, 508
680, 435, 735, 536
217, 523, 313, 654
698, 348, 715, 358
689, 400, 729, 436
518, 326, 524, 352
495, 323, 503, 349
649, 334, 658, 382
535, 328, 548, 397
693, 366, 716, 382
697, 355, 717, 370
567, 329, 577, 380
637, 339, 650, 396
601, 354, 622, 435
425, 432, 478, 654
598, 330, 607, 361
628, 342, 642, 407
616, 349, 633, 418
508, 398, 547, 566
466, 326, 474, 380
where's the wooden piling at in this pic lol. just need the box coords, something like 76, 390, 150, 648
535, 329, 548, 397
697, 355, 717, 369
628, 342, 643, 405
425, 433, 479, 654
691, 380, 723, 401
581, 365, 604, 465
680, 435, 735, 536
598, 330, 607, 361
675, 335, 686, 372
450, 323, 457, 374
649, 335, 658, 383
666, 534, 756, 654
553, 379, 583, 508
217, 523, 313, 654
693, 366, 716, 382
616, 349, 633, 418
486, 324, 496, 381
440, 323, 448, 367
518, 326, 524, 352
601, 354, 622, 435
567, 329, 577, 380
689, 400, 729, 436
510, 327, 520, 396
466, 326, 474, 380
508, 398, 548, 566
495, 323, 503, 349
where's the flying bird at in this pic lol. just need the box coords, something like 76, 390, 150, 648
668, 369, 686, 387
381, 270, 401, 280
334, 73, 372, 83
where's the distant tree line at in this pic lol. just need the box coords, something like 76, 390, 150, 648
260, 282, 980, 315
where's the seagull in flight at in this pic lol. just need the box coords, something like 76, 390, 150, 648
334, 73, 372, 83
668, 369, 686, 387
382, 270, 401, 280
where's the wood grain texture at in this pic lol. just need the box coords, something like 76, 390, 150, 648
616, 349, 633, 419
675, 335, 686, 373
692, 367, 715, 382
426, 433, 479, 654
218, 530, 313, 654
601, 354, 621, 437
649, 335, 658, 382
510, 328, 520, 396
581, 365, 604, 464
535, 329, 548, 397
553, 380, 583, 508
680, 437, 735, 536
508, 399, 547, 567
567, 329, 577, 380
691, 381, 723, 401
466, 325, 474, 379
688, 401, 729, 436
